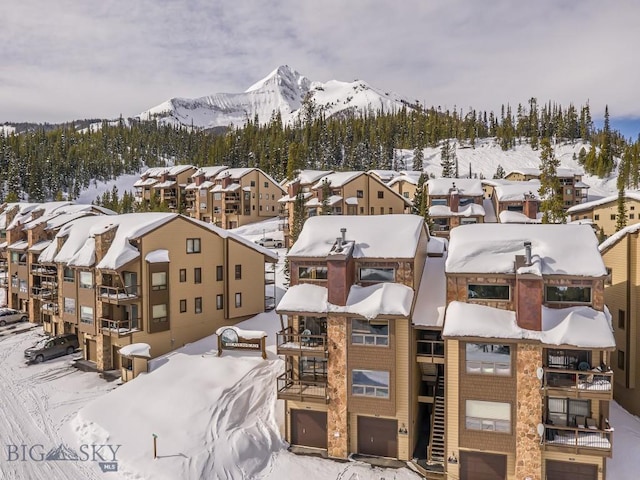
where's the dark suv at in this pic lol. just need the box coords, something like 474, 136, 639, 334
24, 333, 79, 363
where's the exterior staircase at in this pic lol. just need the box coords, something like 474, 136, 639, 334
428, 374, 446, 464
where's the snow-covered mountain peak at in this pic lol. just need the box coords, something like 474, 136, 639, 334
245, 65, 310, 95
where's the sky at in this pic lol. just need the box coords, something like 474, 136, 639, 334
2, 0, 640, 138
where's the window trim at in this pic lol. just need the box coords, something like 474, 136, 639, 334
195, 297, 202, 314
465, 400, 511, 433
467, 284, 511, 301
80, 305, 94, 324
216, 294, 223, 310
179, 299, 187, 313
79, 271, 93, 289
235, 292, 242, 308
351, 369, 390, 399
235, 264, 242, 280
151, 271, 167, 291
152, 304, 168, 323
194, 267, 202, 284
186, 238, 201, 254
545, 285, 592, 304
216, 265, 223, 281
298, 266, 328, 281
465, 343, 511, 376
358, 267, 395, 283
351, 319, 389, 346
179, 268, 187, 283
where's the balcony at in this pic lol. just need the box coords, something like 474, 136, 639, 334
100, 318, 141, 336
542, 367, 613, 400
185, 192, 196, 201
225, 208, 239, 214
98, 285, 140, 304
277, 371, 328, 404
31, 265, 57, 276
543, 423, 613, 457
41, 302, 59, 314
31, 286, 55, 299
277, 327, 327, 357
416, 330, 445, 364
224, 194, 240, 203
0, 277, 7, 288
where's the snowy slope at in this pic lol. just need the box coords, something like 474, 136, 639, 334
138, 65, 411, 129
1, 124, 16, 136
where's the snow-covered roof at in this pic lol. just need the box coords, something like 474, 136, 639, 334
427, 178, 483, 197
28, 240, 52, 253
288, 214, 425, 259
193, 165, 228, 179
429, 204, 485, 218
312, 171, 363, 189
388, 172, 421, 187
498, 211, 541, 224
216, 167, 254, 180
442, 301, 615, 349
507, 167, 582, 178
345, 197, 358, 206
446, 224, 606, 276
7, 240, 29, 251
599, 222, 640, 253
277, 282, 414, 319
427, 236, 448, 255
482, 198, 498, 223
305, 195, 342, 207
278, 192, 312, 203
133, 178, 158, 187
493, 181, 541, 201
290, 170, 333, 186
413, 256, 446, 327
119, 343, 151, 358
210, 183, 241, 193
567, 191, 640, 214
368, 170, 400, 182
153, 181, 177, 189
145, 249, 170, 263
215, 325, 267, 340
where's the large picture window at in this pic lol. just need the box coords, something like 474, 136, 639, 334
352, 369, 389, 399
467, 284, 510, 300
64, 297, 75, 315
151, 272, 167, 290
545, 286, 591, 303
465, 400, 511, 433
466, 343, 511, 375
152, 304, 167, 323
547, 398, 590, 427
79, 271, 93, 289
298, 266, 328, 280
351, 319, 389, 346
80, 306, 94, 324
359, 267, 394, 283
63, 267, 74, 282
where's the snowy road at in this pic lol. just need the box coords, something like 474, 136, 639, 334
0, 329, 119, 480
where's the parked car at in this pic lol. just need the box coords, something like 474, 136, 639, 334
254, 237, 283, 248
24, 333, 79, 363
0, 308, 27, 327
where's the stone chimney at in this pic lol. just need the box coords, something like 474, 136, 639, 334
195, 174, 204, 186
94, 224, 119, 264
222, 176, 232, 188
5, 206, 19, 229
327, 230, 355, 306
160, 173, 168, 183
523, 193, 538, 220
288, 180, 300, 198
31, 208, 45, 221
27, 223, 47, 246
449, 183, 459, 213
515, 243, 542, 331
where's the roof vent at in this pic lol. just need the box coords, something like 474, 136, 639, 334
340, 228, 347, 244
524, 241, 532, 266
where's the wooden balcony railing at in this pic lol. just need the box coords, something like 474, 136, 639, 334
31, 286, 55, 299
277, 371, 328, 403
543, 423, 613, 456
543, 367, 613, 399
98, 285, 140, 303
417, 339, 445, 357
100, 318, 141, 335
41, 302, 59, 314
276, 327, 327, 356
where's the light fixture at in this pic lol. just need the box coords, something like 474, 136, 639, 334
398, 424, 408, 435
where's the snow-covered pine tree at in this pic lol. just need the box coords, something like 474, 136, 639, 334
538, 138, 565, 224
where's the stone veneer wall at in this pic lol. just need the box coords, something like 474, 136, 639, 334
327, 315, 348, 458
96, 333, 112, 371
515, 344, 543, 480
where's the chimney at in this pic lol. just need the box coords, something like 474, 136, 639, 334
340, 228, 347, 244
327, 248, 355, 306
160, 173, 167, 183
222, 176, 232, 188
523, 193, 538, 220
515, 241, 542, 331
449, 183, 459, 213
195, 174, 204, 186
288, 180, 300, 198
524, 241, 532, 266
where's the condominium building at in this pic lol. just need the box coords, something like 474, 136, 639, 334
505, 168, 589, 208
184, 166, 229, 222
568, 191, 640, 237
482, 179, 541, 224
31, 212, 277, 380
426, 179, 485, 235
443, 224, 614, 480
133, 165, 197, 212
388, 171, 422, 202
599, 224, 640, 417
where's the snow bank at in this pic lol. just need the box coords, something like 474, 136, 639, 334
145, 249, 170, 263
119, 343, 151, 358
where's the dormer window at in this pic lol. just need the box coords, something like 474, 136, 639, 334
545, 285, 591, 304
468, 284, 510, 301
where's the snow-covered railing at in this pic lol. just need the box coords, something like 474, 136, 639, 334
543, 424, 613, 455
276, 327, 327, 356
543, 367, 613, 399
100, 317, 140, 336
99, 285, 140, 303
277, 371, 328, 404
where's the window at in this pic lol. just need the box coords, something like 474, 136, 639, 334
80, 306, 94, 325
431, 198, 447, 206
465, 400, 511, 433
605, 267, 612, 285
377, 191, 384, 199
186, 238, 201, 254
547, 397, 589, 427
194, 267, 202, 284
352, 369, 389, 398
179, 269, 186, 283
216, 265, 223, 281
461, 217, 477, 225
64, 297, 75, 315
151, 272, 167, 290
264, 181, 269, 188
618, 350, 625, 370
611, 214, 616, 220
351, 319, 389, 346
632, 206, 636, 211
63, 267, 74, 282
566, 188, 572, 195
235, 293, 242, 308
250, 180, 255, 187
459, 197, 474, 206
10, 252, 19, 264
467, 284, 510, 300
388, 207, 393, 214
213, 192, 222, 200
152, 304, 167, 323
272, 194, 275, 200
545, 285, 591, 303
356, 190, 364, 198
619, 309, 626, 330
79, 271, 93, 289
507, 205, 523, 212
235, 264, 242, 280
298, 266, 328, 280
359, 267, 394, 283
403, 192, 409, 198
466, 344, 511, 375
546, 349, 590, 370
594, 214, 600, 220
180, 299, 187, 313
216, 294, 223, 310
195, 297, 202, 313
379, 206, 384, 214
631, 214, 635, 220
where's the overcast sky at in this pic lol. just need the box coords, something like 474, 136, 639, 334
2, 0, 640, 135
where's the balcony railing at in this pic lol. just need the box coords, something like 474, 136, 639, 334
417, 339, 445, 357
543, 423, 613, 456
31, 265, 57, 276
276, 327, 327, 356
100, 317, 141, 336
31, 286, 55, 299
41, 302, 59, 314
543, 367, 613, 399
0, 277, 7, 287
277, 371, 328, 403
224, 194, 240, 203
98, 285, 140, 303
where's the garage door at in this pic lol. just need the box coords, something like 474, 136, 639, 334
546, 460, 597, 480
290, 410, 327, 449
460, 451, 507, 480
86, 339, 97, 362
357, 416, 397, 458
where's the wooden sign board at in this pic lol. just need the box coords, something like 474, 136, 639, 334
217, 327, 267, 359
